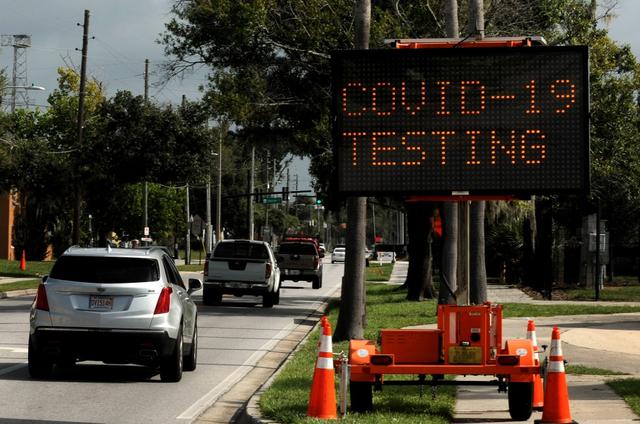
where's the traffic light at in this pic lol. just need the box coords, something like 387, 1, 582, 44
282, 186, 289, 201
315, 198, 322, 205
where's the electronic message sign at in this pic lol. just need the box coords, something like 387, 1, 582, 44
332, 47, 589, 196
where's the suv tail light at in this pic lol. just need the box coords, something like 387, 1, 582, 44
265, 262, 272, 279
154, 287, 173, 315
204, 259, 209, 276
35, 283, 49, 311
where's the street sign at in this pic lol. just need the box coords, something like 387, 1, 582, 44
332, 47, 590, 196
262, 197, 282, 204
143, 227, 149, 236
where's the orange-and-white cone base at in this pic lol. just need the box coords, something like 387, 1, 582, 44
307, 317, 337, 420
535, 327, 577, 424
527, 319, 544, 411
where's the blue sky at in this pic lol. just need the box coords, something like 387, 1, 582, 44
1, 0, 638, 193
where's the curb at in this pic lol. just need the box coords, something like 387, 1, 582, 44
0, 289, 37, 299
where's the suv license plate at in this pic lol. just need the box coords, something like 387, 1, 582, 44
89, 295, 113, 310
287, 270, 301, 275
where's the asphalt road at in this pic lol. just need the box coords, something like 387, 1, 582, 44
0, 259, 343, 424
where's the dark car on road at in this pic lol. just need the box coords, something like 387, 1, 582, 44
276, 240, 323, 289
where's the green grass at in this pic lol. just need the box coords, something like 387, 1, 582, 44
365, 263, 394, 282
0, 259, 54, 278
558, 284, 640, 302
565, 365, 627, 376
608, 379, 640, 416
0, 279, 40, 293
176, 264, 205, 272
501, 302, 640, 317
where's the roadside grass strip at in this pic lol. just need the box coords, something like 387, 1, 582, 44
176, 264, 205, 272
365, 263, 394, 282
0, 279, 40, 293
0, 259, 53, 278
501, 303, 640, 317
560, 284, 640, 302
565, 365, 628, 376
607, 379, 640, 416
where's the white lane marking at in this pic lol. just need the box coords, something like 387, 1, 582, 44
0, 346, 28, 353
177, 321, 296, 421
0, 362, 27, 376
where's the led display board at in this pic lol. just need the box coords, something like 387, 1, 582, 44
332, 47, 589, 195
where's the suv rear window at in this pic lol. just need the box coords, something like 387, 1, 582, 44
50, 256, 160, 283
278, 243, 318, 255
213, 242, 269, 260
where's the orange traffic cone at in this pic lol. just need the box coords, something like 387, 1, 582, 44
20, 250, 26, 272
307, 317, 337, 420
535, 327, 577, 424
527, 319, 544, 411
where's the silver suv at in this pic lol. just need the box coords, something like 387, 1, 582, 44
29, 246, 201, 382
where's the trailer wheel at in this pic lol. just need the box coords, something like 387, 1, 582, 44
508, 381, 533, 421
350, 381, 373, 413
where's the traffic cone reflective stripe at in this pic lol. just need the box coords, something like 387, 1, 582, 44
307, 317, 337, 420
526, 319, 544, 411
319, 332, 332, 353
535, 327, 577, 424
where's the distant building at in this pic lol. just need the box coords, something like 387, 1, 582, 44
0, 192, 17, 260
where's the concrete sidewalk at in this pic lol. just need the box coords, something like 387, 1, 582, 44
461, 282, 640, 422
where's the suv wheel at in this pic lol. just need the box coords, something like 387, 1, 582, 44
183, 323, 197, 372
28, 336, 52, 379
273, 286, 280, 305
160, 327, 183, 382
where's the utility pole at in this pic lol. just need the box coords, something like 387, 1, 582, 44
185, 185, 191, 264
248, 146, 255, 240
216, 129, 223, 243
286, 168, 290, 210
72, 10, 90, 245
206, 176, 212, 252
143, 58, 149, 246
265, 152, 270, 242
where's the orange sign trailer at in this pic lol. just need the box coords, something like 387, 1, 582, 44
348, 302, 540, 420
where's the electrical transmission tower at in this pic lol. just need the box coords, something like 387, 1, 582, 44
1, 34, 32, 112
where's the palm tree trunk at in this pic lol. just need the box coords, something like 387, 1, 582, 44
470, 201, 487, 303
439, 202, 458, 304
438, 0, 459, 305
333, 0, 370, 342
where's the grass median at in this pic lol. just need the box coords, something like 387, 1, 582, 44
0, 259, 53, 278
259, 283, 640, 423
0, 279, 40, 293
608, 379, 640, 416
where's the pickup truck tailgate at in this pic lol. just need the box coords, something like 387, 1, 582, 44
277, 255, 316, 270
208, 258, 266, 282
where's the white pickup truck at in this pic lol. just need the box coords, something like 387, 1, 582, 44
203, 239, 281, 308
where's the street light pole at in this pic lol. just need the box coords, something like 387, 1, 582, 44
205, 150, 218, 253
216, 130, 223, 243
